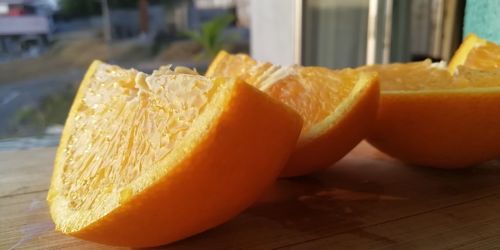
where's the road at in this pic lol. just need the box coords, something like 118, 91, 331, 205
0, 69, 83, 138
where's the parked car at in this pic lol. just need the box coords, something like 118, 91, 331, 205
0, 0, 54, 58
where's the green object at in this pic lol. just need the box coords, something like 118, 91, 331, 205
184, 14, 235, 59
464, 0, 500, 43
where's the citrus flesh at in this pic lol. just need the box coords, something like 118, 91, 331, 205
206, 51, 379, 177
48, 61, 302, 247
449, 33, 500, 73
363, 60, 500, 168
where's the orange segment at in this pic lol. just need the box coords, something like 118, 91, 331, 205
363, 61, 500, 168
48, 60, 302, 247
266, 67, 359, 130
207, 51, 380, 177
365, 60, 452, 90
449, 33, 500, 73
453, 66, 500, 88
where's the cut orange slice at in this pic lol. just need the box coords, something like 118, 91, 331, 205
206, 51, 379, 177
448, 33, 500, 73
47, 61, 302, 247
363, 60, 500, 168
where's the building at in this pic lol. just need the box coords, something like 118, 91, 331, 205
250, 0, 465, 68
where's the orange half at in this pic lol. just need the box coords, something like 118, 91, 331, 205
207, 51, 379, 176
363, 60, 500, 168
47, 61, 302, 247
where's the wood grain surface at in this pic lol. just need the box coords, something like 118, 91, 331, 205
1, 142, 500, 249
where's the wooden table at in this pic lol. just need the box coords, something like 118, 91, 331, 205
2, 142, 500, 249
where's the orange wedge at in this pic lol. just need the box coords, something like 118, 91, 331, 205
47, 61, 302, 247
206, 51, 379, 177
449, 33, 500, 73
363, 60, 500, 168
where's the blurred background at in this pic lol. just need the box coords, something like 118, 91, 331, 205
0, 0, 495, 150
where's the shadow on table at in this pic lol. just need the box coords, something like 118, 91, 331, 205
156, 142, 500, 249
